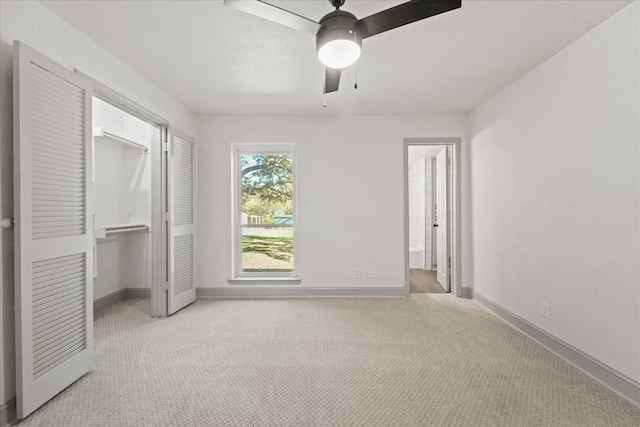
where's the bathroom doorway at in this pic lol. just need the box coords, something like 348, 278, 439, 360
404, 139, 460, 296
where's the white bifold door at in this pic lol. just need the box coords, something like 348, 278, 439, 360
13, 42, 94, 419
167, 131, 196, 314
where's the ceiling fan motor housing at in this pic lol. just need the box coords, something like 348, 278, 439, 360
316, 10, 362, 57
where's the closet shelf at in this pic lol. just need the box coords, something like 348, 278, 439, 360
93, 127, 149, 152
95, 224, 149, 238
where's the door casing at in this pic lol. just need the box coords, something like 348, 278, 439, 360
75, 71, 169, 317
403, 138, 461, 297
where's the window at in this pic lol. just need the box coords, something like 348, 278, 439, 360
232, 144, 296, 277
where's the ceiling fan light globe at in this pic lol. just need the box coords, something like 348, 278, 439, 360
318, 39, 361, 69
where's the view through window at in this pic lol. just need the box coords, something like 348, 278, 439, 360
237, 149, 295, 275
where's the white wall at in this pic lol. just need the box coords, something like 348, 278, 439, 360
0, 0, 197, 411
408, 156, 434, 269
197, 115, 470, 289
409, 157, 426, 259
424, 158, 433, 269
470, 1, 639, 382
93, 101, 154, 300
0, 1, 196, 134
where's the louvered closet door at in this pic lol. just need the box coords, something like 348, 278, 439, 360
13, 42, 93, 419
167, 130, 196, 314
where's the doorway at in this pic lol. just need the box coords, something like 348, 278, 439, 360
86, 79, 197, 318
404, 138, 460, 296
91, 96, 159, 317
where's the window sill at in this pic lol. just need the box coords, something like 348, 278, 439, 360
227, 277, 301, 286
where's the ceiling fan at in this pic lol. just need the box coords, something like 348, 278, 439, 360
223, 0, 462, 94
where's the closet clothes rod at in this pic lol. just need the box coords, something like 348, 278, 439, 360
103, 225, 150, 234
93, 127, 149, 152
101, 131, 149, 152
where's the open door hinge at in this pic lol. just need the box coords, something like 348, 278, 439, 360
163, 212, 169, 222
163, 142, 169, 152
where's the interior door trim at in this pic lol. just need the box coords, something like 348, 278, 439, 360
403, 137, 462, 297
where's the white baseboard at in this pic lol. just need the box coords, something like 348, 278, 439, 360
472, 290, 640, 408
197, 287, 406, 298
461, 286, 472, 299
94, 289, 127, 311
94, 288, 151, 311
97, 287, 404, 301
125, 288, 151, 298
0, 398, 16, 427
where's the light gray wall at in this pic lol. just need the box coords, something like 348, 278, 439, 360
424, 159, 433, 269
197, 115, 471, 289
0, 0, 197, 410
409, 157, 426, 256
0, 1, 196, 134
93, 101, 154, 299
469, 2, 639, 382
408, 156, 434, 269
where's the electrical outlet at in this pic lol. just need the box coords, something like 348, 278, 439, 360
368, 268, 375, 278
542, 301, 550, 319
353, 268, 360, 279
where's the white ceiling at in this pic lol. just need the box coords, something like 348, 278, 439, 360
39, 0, 630, 116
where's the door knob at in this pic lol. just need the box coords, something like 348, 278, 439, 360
2, 218, 14, 229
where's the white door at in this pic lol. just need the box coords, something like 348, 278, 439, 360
167, 130, 196, 314
435, 147, 449, 291
13, 42, 93, 419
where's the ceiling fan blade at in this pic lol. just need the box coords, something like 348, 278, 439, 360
355, 0, 461, 39
324, 67, 341, 94
224, 0, 322, 36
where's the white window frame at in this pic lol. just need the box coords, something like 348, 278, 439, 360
231, 143, 297, 278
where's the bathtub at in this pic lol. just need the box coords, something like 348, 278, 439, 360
409, 247, 424, 269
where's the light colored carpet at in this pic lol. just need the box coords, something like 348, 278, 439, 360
17, 296, 640, 426
409, 269, 445, 293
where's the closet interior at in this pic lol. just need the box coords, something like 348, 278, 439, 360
92, 97, 154, 308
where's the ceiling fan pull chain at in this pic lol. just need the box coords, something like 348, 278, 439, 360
354, 60, 359, 90
354, 30, 358, 89
354, 64, 358, 90
323, 69, 327, 107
